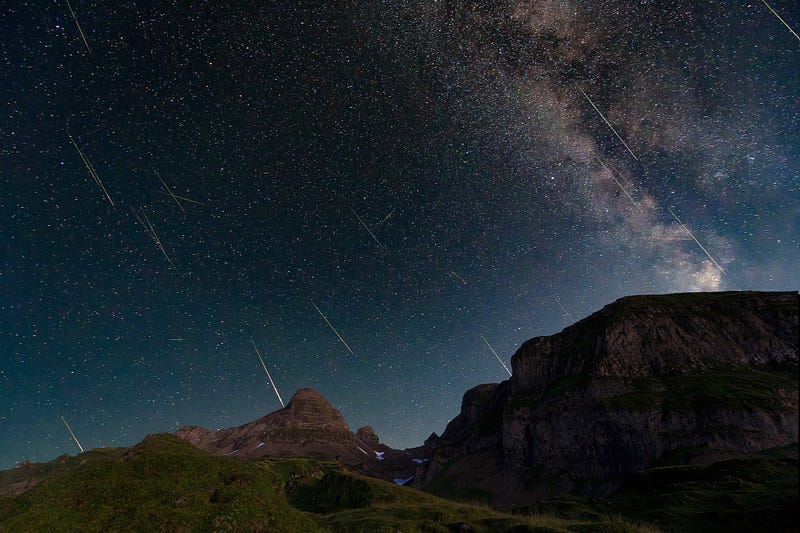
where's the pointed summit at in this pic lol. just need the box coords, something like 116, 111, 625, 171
281, 388, 349, 431
176, 388, 366, 461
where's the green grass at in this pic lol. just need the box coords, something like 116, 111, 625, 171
3, 434, 795, 533
510, 374, 591, 410
424, 473, 494, 506
0, 438, 662, 533
606, 291, 798, 322
0, 434, 320, 532
604, 363, 798, 413
523, 452, 798, 533
611, 455, 799, 533
0, 447, 125, 496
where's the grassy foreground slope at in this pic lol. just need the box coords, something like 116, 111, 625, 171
0, 435, 658, 533
0, 434, 320, 532
520, 446, 798, 533
265, 458, 658, 533
1, 437, 795, 532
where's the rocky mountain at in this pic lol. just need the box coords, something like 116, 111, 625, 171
2, 291, 797, 530
416, 291, 799, 504
176, 387, 420, 481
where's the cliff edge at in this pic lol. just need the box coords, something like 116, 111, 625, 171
418, 291, 799, 504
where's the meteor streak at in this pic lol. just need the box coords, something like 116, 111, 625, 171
449, 270, 467, 284
67, 130, 115, 208
480, 334, 512, 377
64, 0, 91, 53
667, 207, 726, 275
311, 301, 355, 355
761, 0, 800, 42
158, 190, 205, 205
576, 84, 639, 161
61, 415, 84, 453
349, 207, 384, 248
131, 207, 180, 274
251, 340, 285, 408
554, 297, 576, 323
153, 168, 185, 214
376, 208, 396, 228
591, 149, 642, 212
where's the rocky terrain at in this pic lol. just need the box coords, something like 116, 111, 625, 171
177, 387, 422, 483
415, 291, 799, 504
176, 291, 799, 505
2, 290, 797, 531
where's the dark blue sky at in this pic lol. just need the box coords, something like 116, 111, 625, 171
1, 1, 798, 469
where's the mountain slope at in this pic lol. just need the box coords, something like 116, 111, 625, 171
0, 435, 659, 533
176, 387, 420, 482
417, 291, 799, 504
0, 434, 320, 532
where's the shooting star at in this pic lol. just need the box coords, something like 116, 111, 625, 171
153, 167, 185, 215
590, 149, 642, 212
251, 340, 285, 408
311, 301, 355, 355
667, 207, 726, 275
576, 84, 639, 162
349, 207, 384, 248
449, 270, 467, 284
157, 190, 205, 205
554, 297, 576, 323
130, 207, 180, 274
761, 0, 800, 42
64, 0, 91, 53
67, 130, 114, 208
480, 334, 512, 377
375, 208, 396, 228
61, 415, 84, 453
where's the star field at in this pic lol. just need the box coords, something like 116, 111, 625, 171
1, 1, 798, 469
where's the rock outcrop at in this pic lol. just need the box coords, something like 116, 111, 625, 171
176, 388, 418, 481
356, 426, 380, 447
178, 388, 370, 461
417, 291, 799, 504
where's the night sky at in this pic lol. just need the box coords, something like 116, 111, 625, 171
1, 1, 798, 470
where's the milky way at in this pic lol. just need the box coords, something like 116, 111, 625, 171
1, 1, 797, 469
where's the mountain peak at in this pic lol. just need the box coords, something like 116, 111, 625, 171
279, 388, 349, 431
176, 388, 371, 463
288, 387, 328, 401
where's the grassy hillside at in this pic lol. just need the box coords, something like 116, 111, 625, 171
519, 446, 799, 533
604, 363, 798, 413
0, 435, 659, 533
263, 457, 660, 533
4, 435, 793, 532
0, 434, 319, 532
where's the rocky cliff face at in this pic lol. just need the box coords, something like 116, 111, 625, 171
178, 388, 370, 461
418, 291, 799, 503
176, 388, 419, 482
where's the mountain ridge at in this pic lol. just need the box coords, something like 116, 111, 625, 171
415, 290, 798, 503
3, 290, 796, 513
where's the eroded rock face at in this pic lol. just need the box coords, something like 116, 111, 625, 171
510, 292, 799, 394
418, 291, 799, 503
356, 426, 380, 447
281, 388, 350, 430
174, 388, 420, 483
